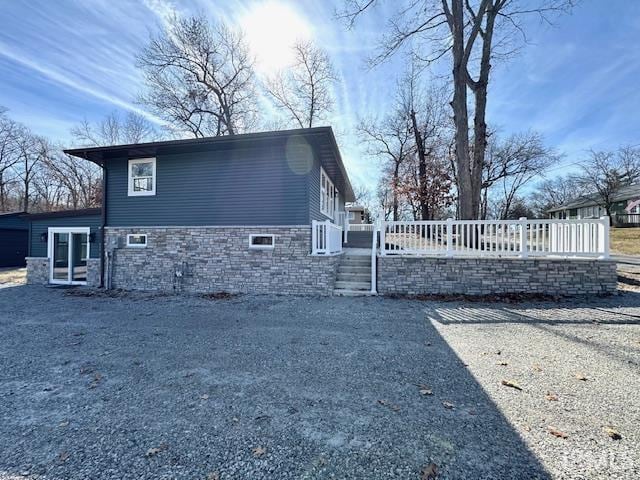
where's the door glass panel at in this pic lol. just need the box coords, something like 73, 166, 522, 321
71, 233, 87, 282
52, 233, 69, 281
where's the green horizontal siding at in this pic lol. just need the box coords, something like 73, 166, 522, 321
29, 215, 102, 258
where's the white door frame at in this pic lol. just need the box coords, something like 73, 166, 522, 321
48, 227, 90, 285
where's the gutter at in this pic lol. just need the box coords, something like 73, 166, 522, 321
100, 163, 107, 288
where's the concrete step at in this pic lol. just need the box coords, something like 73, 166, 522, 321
337, 272, 370, 282
335, 280, 371, 291
341, 256, 371, 265
338, 265, 371, 274
333, 289, 376, 297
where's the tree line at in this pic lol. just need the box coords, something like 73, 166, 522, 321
2, 5, 638, 218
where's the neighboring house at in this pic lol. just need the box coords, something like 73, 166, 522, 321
547, 184, 640, 225
346, 204, 369, 225
0, 211, 29, 267
25, 127, 356, 294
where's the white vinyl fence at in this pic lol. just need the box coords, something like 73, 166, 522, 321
380, 217, 609, 258
348, 224, 375, 232
312, 220, 343, 255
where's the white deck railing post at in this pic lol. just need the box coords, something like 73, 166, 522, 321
599, 216, 610, 259
519, 217, 528, 258
380, 221, 386, 256
446, 218, 453, 257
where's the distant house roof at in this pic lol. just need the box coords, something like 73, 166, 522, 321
25, 208, 102, 220
547, 184, 640, 212
64, 126, 355, 202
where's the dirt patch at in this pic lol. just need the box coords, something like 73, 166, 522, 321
200, 291, 239, 300
385, 292, 575, 303
0, 267, 26, 286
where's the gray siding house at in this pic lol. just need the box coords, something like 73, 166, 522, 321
26, 127, 355, 294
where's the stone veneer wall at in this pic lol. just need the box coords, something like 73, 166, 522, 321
377, 256, 617, 296
26, 257, 101, 287
104, 227, 340, 295
26, 257, 49, 285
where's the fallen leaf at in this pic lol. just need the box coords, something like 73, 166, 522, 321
420, 462, 438, 479
523, 425, 531, 432
206, 472, 220, 480
58, 451, 69, 463
58, 421, 69, 427
88, 373, 103, 389
146, 443, 168, 457
545, 392, 559, 401
548, 426, 568, 439
416, 384, 433, 396
232, 417, 239, 423
532, 364, 543, 372
252, 446, 267, 458
604, 427, 622, 440
146, 448, 161, 457
495, 350, 501, 355
442, 401, 455, 410
200, 394, 209, 400
501, 380, 522, 391
377, 399, 401, 411
497, 361, 508, 366
575, 373, 588, 381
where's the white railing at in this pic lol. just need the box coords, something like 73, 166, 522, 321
370, 224, 377, 294
312, 220, 343, 255
348, 223, 375, 232
380, 217, 610, 259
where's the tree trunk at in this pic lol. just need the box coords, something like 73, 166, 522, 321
450, 0, 473, 220
469, 5, 496, 219
410, 109, 430, 221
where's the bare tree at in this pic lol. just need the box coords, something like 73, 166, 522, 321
339, 0, 575, 219
481, 131, 557, 218
529, 176, 584, 217
14, 127, 47, 212
0, 109, 21, 210
265, 41, 336, 128
137, 15, 257, 137
358, 106, 413, 220
575, 147, 640, 218
71, 111, 158, 147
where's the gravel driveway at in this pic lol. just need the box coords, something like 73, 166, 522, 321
0, 286, 638, 479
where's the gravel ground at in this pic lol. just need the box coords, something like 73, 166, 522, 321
0, 286, 639, 479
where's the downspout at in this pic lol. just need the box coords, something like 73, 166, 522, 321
100, 162, 107, 288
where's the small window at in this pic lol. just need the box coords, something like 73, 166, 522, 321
127, 234, 147, 248
128, 158, 156, 196
249, 234, 274, 250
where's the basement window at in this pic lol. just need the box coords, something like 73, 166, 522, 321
249, 234, 274, 250
127, 234, 147, 248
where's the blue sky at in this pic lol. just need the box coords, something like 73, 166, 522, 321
0, 0, 639, 191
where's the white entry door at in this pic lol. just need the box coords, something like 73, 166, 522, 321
48, 227, 90, 285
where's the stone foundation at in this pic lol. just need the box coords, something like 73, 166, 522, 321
26, 256, 101, 287
104, 226, 340, 295
26, 257, 49, 285
377, 256, 617, 296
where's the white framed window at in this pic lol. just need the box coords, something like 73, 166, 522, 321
348, 211, 355, 220
320, 167, 337, 219
249, 234, 275, 250
128, 158, 156, 196
127, 234, 147, 248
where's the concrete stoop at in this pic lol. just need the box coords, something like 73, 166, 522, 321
333, 251, 374, 296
